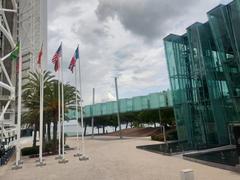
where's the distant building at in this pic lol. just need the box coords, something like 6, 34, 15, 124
164, 0, 240, 149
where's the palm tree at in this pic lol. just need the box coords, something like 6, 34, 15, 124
22, 71, 78, 149
44, 80, 77, 143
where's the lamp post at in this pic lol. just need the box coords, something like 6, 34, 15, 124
91, 88, 95, 139
114, 77, 122, 139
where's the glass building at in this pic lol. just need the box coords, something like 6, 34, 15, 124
164, 0, 240, 149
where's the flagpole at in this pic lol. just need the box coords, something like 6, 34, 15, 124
79, 49, 88, 161
57, 70, 62, 158
74, 59, 81, 157
13, 41, 22, 169
55, 68, 62, 160
37, 50, 46, 166
52, 43, 63, 161
39, 62, 43, 163
59, 43, 68, 164
61, 46, 65, 160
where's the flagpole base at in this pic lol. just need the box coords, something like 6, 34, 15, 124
55, 155, 62, 160
74, 153, 82, 157
12, 160, 23, 166
36, 161, 46, 167
58, 158, 68, 164
18, 160, 24, 165
79, 155, 89, 161
12, 164, 22, 170
35, 158, 45, 163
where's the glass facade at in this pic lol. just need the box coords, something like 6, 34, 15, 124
164, 0, 240, 148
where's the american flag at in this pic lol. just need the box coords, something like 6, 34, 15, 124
52, 43, 62, 72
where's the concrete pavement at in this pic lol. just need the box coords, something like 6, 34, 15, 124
0, 136, 239, 180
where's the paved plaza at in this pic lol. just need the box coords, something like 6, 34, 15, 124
0, 136, 239, 180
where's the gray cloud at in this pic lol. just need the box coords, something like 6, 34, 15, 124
96, 0, 225, 41
48, 0, 230, 104
71, 19, 109, 45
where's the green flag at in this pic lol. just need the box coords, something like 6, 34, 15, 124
10, 43, 19, 60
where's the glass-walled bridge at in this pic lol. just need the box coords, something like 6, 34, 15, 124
67, 90, 173, 119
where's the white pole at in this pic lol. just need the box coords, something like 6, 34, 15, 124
1, 107, 3, 144
36, 41, 46, 166
91, 88, 95, 139
80, 98, 85, 154
38, 65, 43, 164
74, 64, 81, 156
61, 46, 65, 160
58, 43, 68, 164
57, 69, 61, 158
78, 51, 88, 161
79, 53, 84, 155
16, 42, 22, 167
75, 68, 78, 138
115, 77, 122, 139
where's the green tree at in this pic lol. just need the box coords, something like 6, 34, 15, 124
22, 71, 77, 149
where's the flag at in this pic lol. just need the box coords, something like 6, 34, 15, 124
68, 46, 79, 73
37, 43, 43, 66
10, 43, 19, 60
52, 43, 62, 72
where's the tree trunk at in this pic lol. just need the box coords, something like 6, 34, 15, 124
43, 123, 46, 142
103, 126, 105, 134
125, 121, 129, 129
84, 122, 87, 136
47, 122, 51, 141
33, 124, 37, 147
115, 126, 117, 132
97, 127, 99, 134
53, 122, 57, 142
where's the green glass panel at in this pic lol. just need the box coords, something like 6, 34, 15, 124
141, 96, 149, 110
132, 97, 142, 111
93, 104, 102, 116
164, 0, 240, 148
126, 99, 133, 112
148, 93, 160, 109
119, 99, 133, 113
83, 105, 91, 118
101, 103, 108, 115
159, 93, 166, 107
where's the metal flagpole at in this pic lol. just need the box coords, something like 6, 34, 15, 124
36, 52, 46, 166
59, 43, 68, 164
37, 0, 46, 166
79, 51, 88, 161
55, 69, 62, 160
13, 41, 23, 169
74, 59, 81, 157
115, 77, 122, 139
91, 88, 95, 139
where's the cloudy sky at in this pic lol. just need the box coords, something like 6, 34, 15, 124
48, 0, 231, 105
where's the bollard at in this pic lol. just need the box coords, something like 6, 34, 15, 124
180, 169, 194, 180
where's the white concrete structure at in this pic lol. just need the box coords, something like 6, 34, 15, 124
0, 0, 17, 147
0, 0, 48, 148
18, 0, 47, 82
180, 169, 194, 180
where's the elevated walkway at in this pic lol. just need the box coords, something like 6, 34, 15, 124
80, 90, 173, 118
